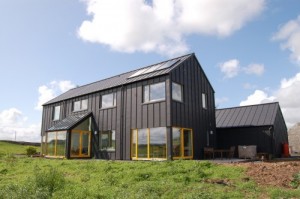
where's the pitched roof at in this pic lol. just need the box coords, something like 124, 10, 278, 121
216, 102, 280, 128
47, 112, 92, 131
44, 53, 193, 105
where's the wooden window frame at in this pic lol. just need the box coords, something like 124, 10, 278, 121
172, 127, 194, 160
70, 130, 91, 158
73, 99, 88, 112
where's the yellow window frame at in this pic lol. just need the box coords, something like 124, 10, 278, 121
45, 131, 66, 158
172, 127, 193, 160
70, 130, 91, 158
131, 128, 167, 160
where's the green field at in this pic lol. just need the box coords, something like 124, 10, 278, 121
0, 141, 299, 199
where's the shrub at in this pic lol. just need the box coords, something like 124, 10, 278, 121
26, 146, 37, 156
291, 172, 300, 189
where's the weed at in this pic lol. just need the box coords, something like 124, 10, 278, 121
291, 172, 300, 189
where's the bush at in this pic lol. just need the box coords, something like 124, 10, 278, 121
291, 172, 300, 189
26, 146, 37, 156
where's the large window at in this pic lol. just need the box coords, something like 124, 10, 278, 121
73, 99, 88, 112
131, 127, 167, 160
45, 131, 67, 157
101, 93, 116, 108
144, 82, 165, 103
172, 82, 183, 102
71, 130, 91, 157
172, 128, 193, 159
53, 105, 60, 120
100, 130, 116, 151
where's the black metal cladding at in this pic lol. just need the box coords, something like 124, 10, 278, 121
41, 53, 216, 160
216, 102, 288, 157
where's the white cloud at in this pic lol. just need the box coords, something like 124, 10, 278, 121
219, 59, 240, 78
243, 63, 265, 76
0, 108, 41, 142
215, 97, 229, 108
272, 15, 300, 64
243, 83, 257, 90
219, 59, 265, 78
240, 73, 300, 127
78, 0, 265, 56
35, 80, 75, 110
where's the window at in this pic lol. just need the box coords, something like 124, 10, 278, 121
202, 93, 207, 109
172, 127, 193, 159
53, 105, 60, 120
45, 131, 67, 157
73, 99, 88, 111
131, 127, 167, 160
172, 82, 183, 102
101, 93, 116, 108
144, 82, 165, 103
100, 130, 116, 151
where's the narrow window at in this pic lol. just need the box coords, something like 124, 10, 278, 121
53, 105, 60, 120
73, 99, 88, 111
172, 82, 183, 102
172, 127, 193, 159
100, 130, 116, 151
202, 93, 207, 109
101, 93, 116, 108
143, 82, 165, 103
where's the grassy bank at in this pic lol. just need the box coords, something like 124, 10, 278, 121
0, 141, 299, 198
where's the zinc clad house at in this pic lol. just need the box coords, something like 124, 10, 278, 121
41, 53, 216, 160
216, 102, 288, 157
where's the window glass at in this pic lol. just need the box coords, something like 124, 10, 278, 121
53, 106, 60, 120
202, 93, 207, 109
183, 129, 193, 156
102, 93, 115, 108
73, 117, 91, 131
172, 128, 181, 157
150, 82, 165, 101
46, 132, 56, 156
74, 101, 81, 111
172, 82, 182, 102
144, 82, 165, 103
131, 129, 137, 158
100, 130, 116, 151
56, 131, 66, 156
143, 85, 149, 102
81, 99, 88, 110
137, 129, 148, 158
149, 127, 166, 158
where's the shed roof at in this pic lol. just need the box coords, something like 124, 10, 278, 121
47, 112, 92, 131
216, 102, 280, 128
44, 53, 193, 105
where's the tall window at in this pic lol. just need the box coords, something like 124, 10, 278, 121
101, 93, 116, 108
131, 127, 167, 160
100, 130, 116, 151
172, 127, 193, 159
45, 131, 67, 157
172, 82, 183, 102
202, 93, 207, 109
144, 82, 165, 103
73, 99, 88, 111
53, 105, 60, 120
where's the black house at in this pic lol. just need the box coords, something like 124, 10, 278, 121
41, 53, 216, 160
216, 102, 288, 157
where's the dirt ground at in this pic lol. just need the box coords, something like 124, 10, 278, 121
236, 160, 300, 188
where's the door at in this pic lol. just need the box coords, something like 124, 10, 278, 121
70, 130, 91, 157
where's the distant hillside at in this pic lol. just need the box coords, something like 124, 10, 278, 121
288, 123, 300, 153
0, 141, 40, 155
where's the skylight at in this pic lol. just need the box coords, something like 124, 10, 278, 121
128, 58, 181, 79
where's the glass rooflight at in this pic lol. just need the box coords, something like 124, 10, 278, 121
157, 59, 180, 70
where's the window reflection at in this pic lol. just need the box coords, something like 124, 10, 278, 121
144, 82, 165, 102
172, 82, 183, 102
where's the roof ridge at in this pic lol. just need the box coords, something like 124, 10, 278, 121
216, 102, 279, 111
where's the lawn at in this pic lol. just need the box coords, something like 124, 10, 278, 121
0, 141, 299, 199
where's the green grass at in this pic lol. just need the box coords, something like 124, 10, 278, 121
0, 142, 299, 198
0, 141, 39, 156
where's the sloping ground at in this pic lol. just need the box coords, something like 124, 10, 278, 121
238, 161, 300, 188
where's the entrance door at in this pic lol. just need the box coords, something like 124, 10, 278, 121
71, 130, 91, 157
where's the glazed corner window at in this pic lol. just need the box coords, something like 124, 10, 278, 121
172, 82, 183, 102
53, 105, 60, 120
100, 130, 116, 151
101, 93, 116, 108
144, 82, 166, 103
73, 99, 88, 111
202, 93, 207, 109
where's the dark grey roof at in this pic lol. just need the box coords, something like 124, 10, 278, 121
47, 112, 92, 131
44, 53, 193, 105
216, 102, 280, 128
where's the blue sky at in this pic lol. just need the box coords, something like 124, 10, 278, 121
1, 0, 300, 141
